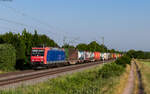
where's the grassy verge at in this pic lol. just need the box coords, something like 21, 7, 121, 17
133, 60, 139, 94
136, 60, 150, 93
0, 64, 119, 94
0, 56, 131, 94
112, 64, 131, 94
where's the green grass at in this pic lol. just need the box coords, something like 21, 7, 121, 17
0, 55, 131, 94
0, 63, 125, 94
137, 60, 150, 94
1, 54, 132, 94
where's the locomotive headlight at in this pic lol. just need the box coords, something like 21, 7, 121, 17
32, 59, 34, 61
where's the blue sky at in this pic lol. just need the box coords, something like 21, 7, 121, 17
0, 0, 150, 51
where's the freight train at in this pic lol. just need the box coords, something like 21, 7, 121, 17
30, 47, 122, 68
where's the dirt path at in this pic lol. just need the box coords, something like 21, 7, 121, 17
122, 60, 145, 94
122, 62, 135, 94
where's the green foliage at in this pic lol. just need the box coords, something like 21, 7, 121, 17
76, 41, 111, 52
127, 49, 150, 59
62, 44, 75, 48
108, 49, 116, 53
76, 43, 88, 51
126, 49, 137, 58
99, 55, 131, 79
32, 30, 58, 47
115, 55, 131, 67
0, 29, 123, 71
0, 35, 4, 43
99, 63, 124, 78
0, 29, 58, 70
87, 41, 100, 51
0, 44, 16, 71
88, 41, 107, 52
0, 63, 123, 94
76, 41, 121, 53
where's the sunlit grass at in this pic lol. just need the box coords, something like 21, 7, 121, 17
137, 60, 150, 94
0, 63, 127, 94
112, 64, 131, 94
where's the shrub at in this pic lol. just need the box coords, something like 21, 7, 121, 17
98, 55, 131, 79
0, 44, 16, 71
115, 55, 131, 67
98, 63, 124, 78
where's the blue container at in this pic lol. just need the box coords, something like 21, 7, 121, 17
46, 49, 65, 63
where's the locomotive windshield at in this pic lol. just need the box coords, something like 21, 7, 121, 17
32, 49, 44, 56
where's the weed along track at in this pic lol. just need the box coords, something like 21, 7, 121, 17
134, 61, 145, 94
0, 60, 111, 89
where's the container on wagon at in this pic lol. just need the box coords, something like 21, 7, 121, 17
112, 53, 116, 59
84, 51, 91, 62
111, 53, 114, 59
108, 53, 112, 60
100, 53, 104, 60
106, 53, 110, 60
78, 51, 85, 63
103, 53, 107, 60
65, 48, 78, 64
94, 52, 100, 61
89, 52, 95, 61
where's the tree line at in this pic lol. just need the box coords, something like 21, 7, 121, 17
0, 29, 58, 70
0, 29, 121, 71
127, 49, 150, 59
63, 41, 120, 53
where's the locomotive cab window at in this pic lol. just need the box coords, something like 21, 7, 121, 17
32, 49, 44, 56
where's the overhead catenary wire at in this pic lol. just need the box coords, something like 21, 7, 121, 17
0, 4, 70, 41
0, 4, 67, 34
0, 17, 58, 35
0, 18, 35, 29
0, 25, 19, 32
1, 3, 82, 40
0, 4, 54, 28
0, 4, 84, 45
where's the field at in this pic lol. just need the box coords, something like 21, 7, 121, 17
0, 62, 130, 94
136, 60, 150, 93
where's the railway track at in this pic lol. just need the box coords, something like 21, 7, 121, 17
0, 60, 112, 88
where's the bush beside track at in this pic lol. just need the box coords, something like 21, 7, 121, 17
0, 44, 16, 71
99, 55, 131, 79
0, 56, 131, 94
